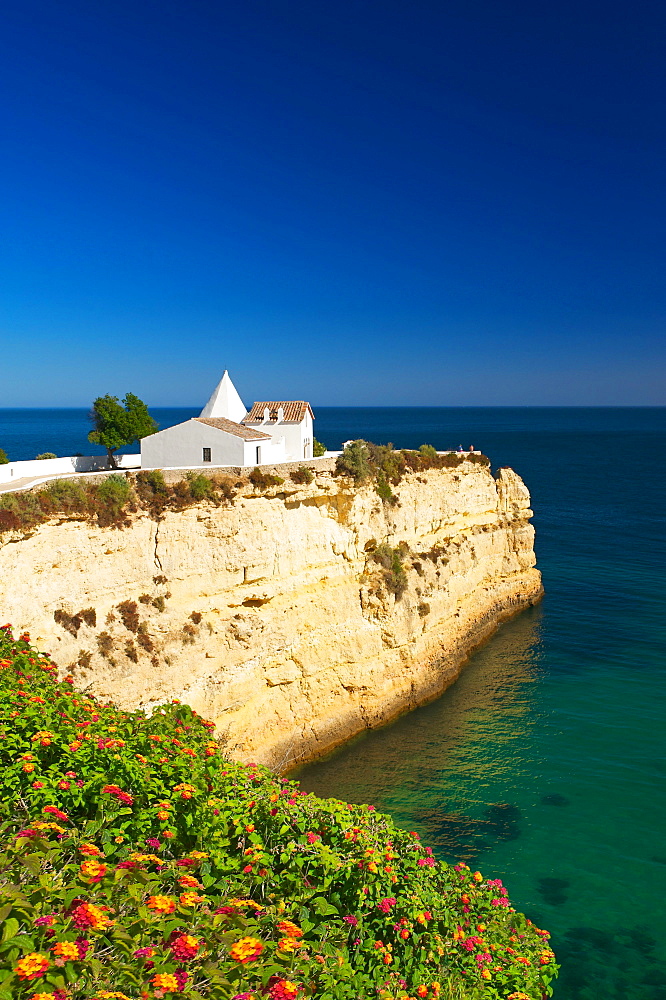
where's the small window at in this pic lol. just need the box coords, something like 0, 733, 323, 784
202, 447, 211, 463
256, 446, 261, 464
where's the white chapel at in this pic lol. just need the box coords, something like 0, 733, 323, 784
140, 372, 315, 469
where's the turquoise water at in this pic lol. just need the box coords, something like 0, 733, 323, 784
3, 406, 666, 997
293, 408, 666, 1000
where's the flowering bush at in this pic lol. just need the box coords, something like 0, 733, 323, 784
0, 625, 557, 999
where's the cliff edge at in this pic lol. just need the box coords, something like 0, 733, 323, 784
0, 460, 542, 770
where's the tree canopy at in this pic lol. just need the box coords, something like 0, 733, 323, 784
88, 393, 158, 466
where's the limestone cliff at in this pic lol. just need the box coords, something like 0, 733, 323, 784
0, 461, 542, 770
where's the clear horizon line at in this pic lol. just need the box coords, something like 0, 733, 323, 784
0, 403, 665, 412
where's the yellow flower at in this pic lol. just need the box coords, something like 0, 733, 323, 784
151, 974, 179, 992
15, 952, 50, 980
179, 891, 205, 906
229, 936, 264, 963
278, 936, 302, 953
277, 919, 303, 937
146, 894, 176, 914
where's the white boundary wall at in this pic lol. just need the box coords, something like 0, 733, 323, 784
0, 454, 140, 484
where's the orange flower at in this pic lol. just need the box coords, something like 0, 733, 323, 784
15, 953, 50, 980
80, 843, 103, 856
179, 891, 205, 907
177, 875, 201, 888
80, 859, 108, 881
277, 920, 303, 938
156, 810, 170, 822
53, 941, 80, 961
481, 969, 491, 980
151, 973, 179, 992
278, 937, 301, 953
31, 730, 53, 747
229, 936, 264, 963
473, 871, 483, 882
146, 895, 176, 914
70, 901, 112, 931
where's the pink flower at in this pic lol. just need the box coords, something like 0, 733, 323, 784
343, 915, 359, 926
377, 897, 396, 914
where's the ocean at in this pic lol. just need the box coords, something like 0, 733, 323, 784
2, 406, 665, 999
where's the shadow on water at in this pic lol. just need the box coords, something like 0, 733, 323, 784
554, 925, 666, 1000
411, 802, 522, 865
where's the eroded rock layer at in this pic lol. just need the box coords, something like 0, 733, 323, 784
1, 462, 542, 770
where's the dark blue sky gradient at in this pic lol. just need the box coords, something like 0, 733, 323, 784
1, 0, 664, 405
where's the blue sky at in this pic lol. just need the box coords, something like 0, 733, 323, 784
1, 0, 664, 406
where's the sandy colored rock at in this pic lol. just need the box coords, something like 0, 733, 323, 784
0, 461, 542, 771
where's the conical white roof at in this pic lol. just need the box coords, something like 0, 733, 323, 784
199, 371, 247, 423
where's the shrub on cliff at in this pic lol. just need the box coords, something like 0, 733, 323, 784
0, 626, 557, 999
97, 474, 132, 509
185, 472, 215, 501
335, 440, 373, 482
0, 448, 8, 464
249, 468, 285, 490
336, 441, 489, 488
313, 438, 326, 457
372, 543, 409, 598
290, 466, 314, 485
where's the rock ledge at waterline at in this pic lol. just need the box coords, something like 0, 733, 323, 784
0, 460, 541, 770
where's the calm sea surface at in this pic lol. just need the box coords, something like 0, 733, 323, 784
2, 406, 665, 999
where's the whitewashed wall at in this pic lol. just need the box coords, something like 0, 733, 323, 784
0, 453, 140, 484
253, 411, 314, 461
140, 419, 290, 470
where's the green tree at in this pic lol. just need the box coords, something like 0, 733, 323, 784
88, 393, 158, 468
0, 448, 8, 465
313, 438, 326, 457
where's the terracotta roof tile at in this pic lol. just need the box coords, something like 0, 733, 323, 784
243, 401, 313, 423
195, 417, 271, 441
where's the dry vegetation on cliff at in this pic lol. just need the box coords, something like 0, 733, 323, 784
334, 442, 489, 505
0, 464, 326, 535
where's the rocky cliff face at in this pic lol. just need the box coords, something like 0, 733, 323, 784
0, 462, 542, 771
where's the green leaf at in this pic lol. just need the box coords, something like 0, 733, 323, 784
1, 919, 18, 943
